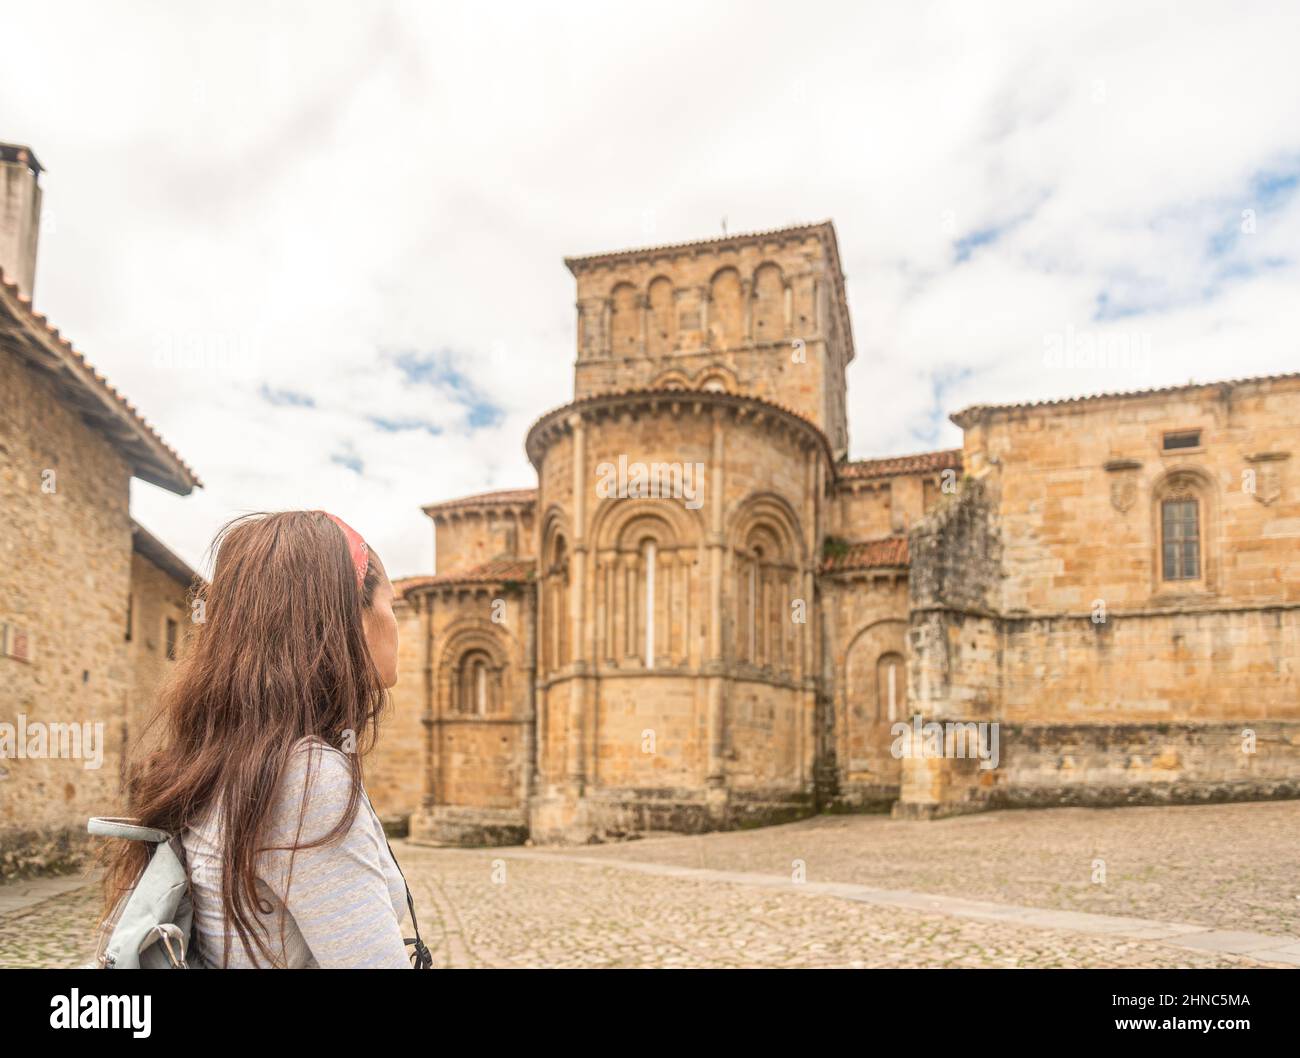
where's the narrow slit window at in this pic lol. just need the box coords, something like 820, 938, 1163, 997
643, 540, 656, 669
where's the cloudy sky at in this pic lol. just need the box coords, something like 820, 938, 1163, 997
5, 0, 1298, 576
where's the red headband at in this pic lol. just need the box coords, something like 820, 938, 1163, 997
322, 512, 369, 591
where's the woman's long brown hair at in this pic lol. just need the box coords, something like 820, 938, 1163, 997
101, 510, 388, 965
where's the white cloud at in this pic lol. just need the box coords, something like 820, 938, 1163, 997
5, 0, 1298, 575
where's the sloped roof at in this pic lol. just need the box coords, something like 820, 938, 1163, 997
525, 385, 834, 468
951, 372, 1300, 428
395, 559, 535, 598
131, 520, 201, 587
0, 269, 200, 494
838, 448, 962, 482
565, 220, 838, 271
821, 536, 909, 573
421, 487, 537, 517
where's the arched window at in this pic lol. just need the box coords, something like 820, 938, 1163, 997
457, 649, 495, 715
697, 369, 733, 393
751, 263, 785, 339
610, 283, 640, 354
647, 276, 676, 357
544, 533, 570, 673
1161, 497, 1199, 580
708, 268, 742, 348
876, 652, 905, 722
735, 524, 795, 674
593, 506, 696, 671
1154, 470, 1212, 589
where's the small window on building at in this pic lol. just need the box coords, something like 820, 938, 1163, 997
876, 652, 906, 723
642, 539, 657, 670
457, 650, 495, 715
125, 594, 133, 642
1161, 499, 1200, 580
165, 618, 178, 661
1163, 430, 1201, 451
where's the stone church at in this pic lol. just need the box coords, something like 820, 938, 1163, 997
3, 141, 1296, 859
367, 220, 1300, 845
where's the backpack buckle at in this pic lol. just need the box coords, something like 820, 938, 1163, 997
143, 923, 188, 969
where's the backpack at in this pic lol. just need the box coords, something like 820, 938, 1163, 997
87, 815, 432, 969
87, 817, 200, 969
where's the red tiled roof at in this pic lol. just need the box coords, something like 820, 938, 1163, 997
525, 386, 834, 467
821, 536, 909, 573
564, 220, 836, 270
421, 488, 537, 515
391, 575, 437, 599
0, 268, 200, 494
838, 449, 962, 482
396, 559, 535, 597
951, 372, 1300, 426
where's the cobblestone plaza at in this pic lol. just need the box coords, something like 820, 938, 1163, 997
5, 800, 1297, 969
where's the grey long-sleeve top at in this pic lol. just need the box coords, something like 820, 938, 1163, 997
181, 737, 411, 968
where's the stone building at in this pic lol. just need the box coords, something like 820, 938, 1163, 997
126, 522, 200, 763
371, 220, 1300, 844
0, 142, 199, 876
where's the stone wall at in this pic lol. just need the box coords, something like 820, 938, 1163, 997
364, 596, 429, 831
899, 378, 1300, 817
404, 583, 534, 845
823, 575, 910, 808
433, 503, 534, 574
0, 351, 132, 877
124, 552, 191, 768
987, 720, 1300, 807
524, 389, 825, 842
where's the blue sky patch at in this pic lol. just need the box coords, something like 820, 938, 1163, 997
260, 384, 316, 408
330, 451, 364, 475
392, 349, 505, 431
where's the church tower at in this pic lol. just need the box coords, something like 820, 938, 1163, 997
566, 221, 854, 460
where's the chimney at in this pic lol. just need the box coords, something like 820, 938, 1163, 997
0, 143, 43, 301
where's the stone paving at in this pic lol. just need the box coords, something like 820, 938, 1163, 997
2, 800, 1297, 968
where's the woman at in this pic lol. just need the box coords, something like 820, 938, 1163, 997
102, 510, 422, 968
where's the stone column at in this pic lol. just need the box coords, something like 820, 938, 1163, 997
419, 593, 438, 809
523, 585, 537, 800
566, 414, 589, 793
801, 447, 820, 791
706, 409, 728, 815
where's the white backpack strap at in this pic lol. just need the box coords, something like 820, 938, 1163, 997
88, 817, 171, 844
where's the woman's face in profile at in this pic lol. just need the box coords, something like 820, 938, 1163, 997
363, 553, 400, 689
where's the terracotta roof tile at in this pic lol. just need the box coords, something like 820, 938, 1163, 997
821, 536, 909, 573
838, 449, 962, 481
395, 559, 535, 597
951, 372, 1300, 426
422, 488, 537, 515
525, 386, 834, 467
564, 220, 836, 271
